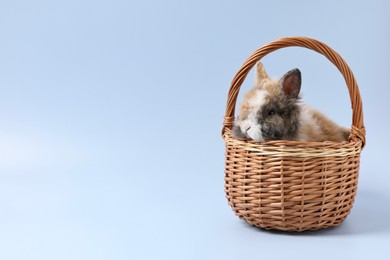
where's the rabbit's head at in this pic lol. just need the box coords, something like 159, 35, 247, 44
233, 62, 302, 142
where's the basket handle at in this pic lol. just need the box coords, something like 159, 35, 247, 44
222, 36, 366, 147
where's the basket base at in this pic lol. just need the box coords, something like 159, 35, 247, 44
227, 196, 354, 232
233, 206, 352, 232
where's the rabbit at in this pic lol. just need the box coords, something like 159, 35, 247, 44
232, 61, 350, 142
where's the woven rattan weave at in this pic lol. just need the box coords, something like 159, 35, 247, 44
222, 37, 366, 232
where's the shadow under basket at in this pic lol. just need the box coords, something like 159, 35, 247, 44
222, 37, 366, 232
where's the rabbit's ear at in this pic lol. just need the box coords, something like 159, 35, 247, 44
255, 61, 270, 86
280, 68, 301, 98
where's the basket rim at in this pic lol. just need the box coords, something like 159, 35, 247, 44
223, 128, 362, 158
222, 36, 366, 148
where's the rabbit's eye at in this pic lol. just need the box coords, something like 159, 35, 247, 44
268, 109, 276, 116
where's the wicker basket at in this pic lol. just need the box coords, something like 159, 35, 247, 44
222, 36, 366, 232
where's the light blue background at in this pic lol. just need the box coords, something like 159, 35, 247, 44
0, 0, 389, 259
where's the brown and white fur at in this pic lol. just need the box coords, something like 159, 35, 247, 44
233, 62, 349, 142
